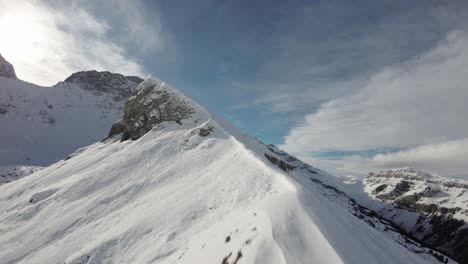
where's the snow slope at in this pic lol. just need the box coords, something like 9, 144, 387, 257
0, 79, 454, 264
0, 72, 141, 166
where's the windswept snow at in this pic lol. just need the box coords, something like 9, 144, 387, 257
0, 78, 455, 264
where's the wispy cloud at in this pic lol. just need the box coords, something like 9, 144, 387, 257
342, 138, 468, 178
229, 2, 468, 115
0, 0, 164, 86
82, 0, 167, 52
281, 30, 468, 178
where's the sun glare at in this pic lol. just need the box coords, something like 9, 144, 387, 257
0, 11, 48, 66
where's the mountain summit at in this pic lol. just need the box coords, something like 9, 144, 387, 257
107, 78, 209, 141
0, 77, 458, 264
64, 70, 143, 101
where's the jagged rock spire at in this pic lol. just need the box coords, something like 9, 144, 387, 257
0, 54, 17, 79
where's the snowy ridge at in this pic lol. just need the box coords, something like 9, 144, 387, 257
0, 78, 457, 264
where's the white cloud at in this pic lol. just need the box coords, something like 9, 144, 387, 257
232, 78, 364, 113
228, 3, 468, 116
341, 138, 468, 178
109, 0, 165, 52
282, 30, 468, 154
0, 0, 162, 86
280, 30, 468, 178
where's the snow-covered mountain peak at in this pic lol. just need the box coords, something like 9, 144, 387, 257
0, 54, 17, 79
368, 167, 436, 181
363, 168, 468, 261
366, 167, 468, 212
366, 167, 468, 193
365, 168, 468, 214
63, 70, 143, 101
107, 78, 211, 141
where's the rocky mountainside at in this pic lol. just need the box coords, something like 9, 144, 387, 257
0, 60, 142, 166
64, 70, 142, 101
107, 78, 202, 141
0, 78, 456, 264
363, 168, 468, 262
0, 54, 17, 79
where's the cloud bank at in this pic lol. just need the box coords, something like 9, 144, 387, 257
342, 138, 468, 178
281, 30, 468, 177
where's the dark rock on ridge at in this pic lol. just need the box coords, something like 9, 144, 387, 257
107, 79, 196, 141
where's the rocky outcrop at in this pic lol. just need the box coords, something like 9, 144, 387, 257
107, 79, 196, 141
264, 153, 295, 172
64, 70, 143, 101
365, 168, 468, 263
197, 125, 214, 137
0, 54, 17, 79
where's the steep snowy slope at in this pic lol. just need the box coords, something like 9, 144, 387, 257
0, 79, 455, 264
0, 70, 142, 166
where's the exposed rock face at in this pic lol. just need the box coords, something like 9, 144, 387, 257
196, 125, 214, 137
64, 70, 143, 101
0, 54, 17, 79
365, 168, 468, 263
264, 153, 295, 172
107, 79, 196, 141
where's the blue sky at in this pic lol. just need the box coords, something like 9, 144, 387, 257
2, 0, 468, 178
